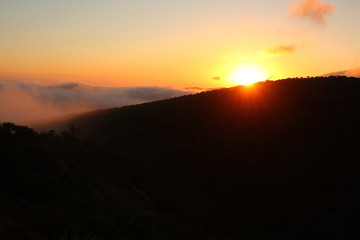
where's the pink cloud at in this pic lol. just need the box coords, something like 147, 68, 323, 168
289, 0, 335, 23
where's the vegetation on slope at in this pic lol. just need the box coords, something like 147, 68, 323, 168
2, 76, 360, 239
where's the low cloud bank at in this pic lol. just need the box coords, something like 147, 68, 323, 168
0, 81, 191, 125
289, 0, 335, 24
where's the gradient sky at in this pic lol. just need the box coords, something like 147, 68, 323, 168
1, 0, 360, 89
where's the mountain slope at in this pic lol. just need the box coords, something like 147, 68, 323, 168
66, 76, 360, 238
3, 76, 360, 239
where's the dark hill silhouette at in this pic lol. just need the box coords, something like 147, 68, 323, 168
2, 76, 360, 239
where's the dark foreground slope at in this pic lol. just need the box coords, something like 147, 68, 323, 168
2, 76, 360, 239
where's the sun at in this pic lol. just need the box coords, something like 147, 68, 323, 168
229, 65, 268, 86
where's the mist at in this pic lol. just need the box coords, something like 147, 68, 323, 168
0, 81, 192, 125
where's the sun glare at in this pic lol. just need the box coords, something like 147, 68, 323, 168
229, 65, 267, 86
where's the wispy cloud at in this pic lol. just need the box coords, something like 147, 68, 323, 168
185, 87, 207, 91
185, 87, 222, 91
345, 67, 360, 77
211, 76, 221, 81
264, 44, 298, 56
289, 0, 335, 24
0, 81, 191, 125
324, 67, 360, 78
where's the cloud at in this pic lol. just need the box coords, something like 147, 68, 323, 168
211, 76, 221, 81
289, 0, 335, 24
322, 70, 347, 77
264, 44, 298, 56
345, 68, 360, 77
185, 87, 223, 91
185, 87, 206, 91
0, 81, 192, 125
323, 67, 360, 77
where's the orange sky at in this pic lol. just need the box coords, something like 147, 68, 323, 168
1, 0, 360, 89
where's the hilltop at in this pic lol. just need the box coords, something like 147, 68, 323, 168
2, 76, 360, 239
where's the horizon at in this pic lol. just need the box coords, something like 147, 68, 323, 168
1, 0, 360, 89
1, 0, 360, 123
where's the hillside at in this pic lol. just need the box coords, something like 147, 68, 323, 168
2, 76, 360, 239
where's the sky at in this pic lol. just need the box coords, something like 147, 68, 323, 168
1, 0, 360, 124
1, 0, 360, 89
